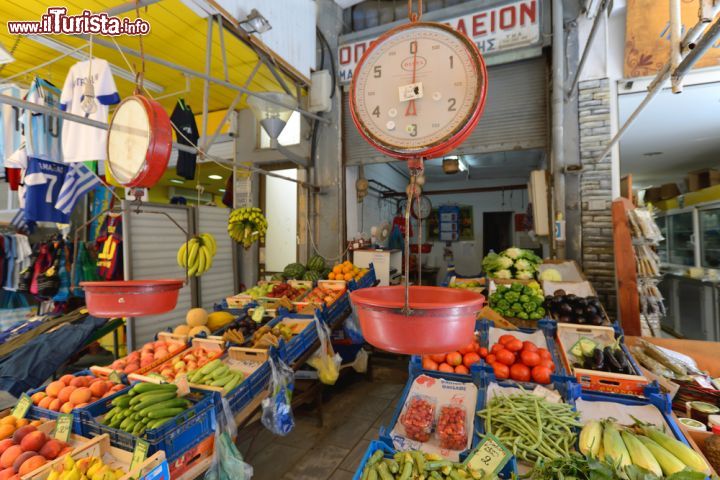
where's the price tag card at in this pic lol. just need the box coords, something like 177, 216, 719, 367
130, 439, 149, 471
108, 371, 122, 384
12, 393, 32, 419
464, 434, 512, 477
175, 375, 190, 397
54, 414, 73, 442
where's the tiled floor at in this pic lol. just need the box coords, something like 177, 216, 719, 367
237, 355, 408, 480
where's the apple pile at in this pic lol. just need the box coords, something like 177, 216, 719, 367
107, 340, 184, 374
152, 347, 217, 381
0, 424, 74, 480
421, 340, 485, 375
31, 375, 125, 413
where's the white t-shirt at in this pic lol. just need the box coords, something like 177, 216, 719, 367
0, 84, 23, 166
60, 58, 120, 163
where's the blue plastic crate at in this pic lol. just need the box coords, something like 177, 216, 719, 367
348, 264, 377, 291
26, 370, 131, 434
323, 292, 351, 326
378, 365, 483, 462
352, 440, 396, 480
80, 389, 218, 462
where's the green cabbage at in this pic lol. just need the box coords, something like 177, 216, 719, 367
516, 270, 535, 280
503, 247, 522, 259
514, 259, 533, 271
494, 269, 512, 279
539, 268, 562, 281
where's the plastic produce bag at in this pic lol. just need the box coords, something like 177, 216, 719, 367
204, 398, 253, 480
261, 354, 295, 436
307, 316, 341, 385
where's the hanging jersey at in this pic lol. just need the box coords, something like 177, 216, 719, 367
170, 100, 199, 180
24, 78, 62, 160
96, 213, 123, 280
23, 156, 69, 224
60, 59, 120, 163
0, 85, 23, 167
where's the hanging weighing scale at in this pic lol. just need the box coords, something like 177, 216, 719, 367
348, 1, 488, 354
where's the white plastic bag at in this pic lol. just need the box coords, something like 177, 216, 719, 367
307, 316, 341, 385
204, 397, 253, 480
261, 354, 295, 436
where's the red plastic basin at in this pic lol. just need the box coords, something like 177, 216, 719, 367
81, 280, 183, 317
349, 286, 484, 355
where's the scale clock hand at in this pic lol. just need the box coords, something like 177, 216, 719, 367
405, 38, 419, 117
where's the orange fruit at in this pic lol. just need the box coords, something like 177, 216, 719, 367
0, 426, 13, 441
332, 265, 342, 274
328, 273, 336, 280
14, 419, 28, 428
0, 418, 15, 427
343, 273, 353, 281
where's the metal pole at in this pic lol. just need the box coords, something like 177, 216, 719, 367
673, 16, 720, 85
77, 35, 329, 123
552, 0, 565, 257
202, 16, 213, 152
566, 0, 608, 98
0, 44, 88, 83
217, 15, 229, 82
670, 0, 683, 93
103, 0, 163, 16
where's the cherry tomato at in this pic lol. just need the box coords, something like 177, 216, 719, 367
485, 354, 497, 365
495, 349, 515, 366
478, 347, 489, 358
493, 362, 510, 380
437, 405, 467, 450
522, 341, 538, 352
537, 348, 552, 360
539, 359, 556, 372
401, 396, 435, 442
520, 350, 541, 367
531, 366, 552, 384
510, 363, 531, 382
498, 334, 517, 345
505, 339, 523, 352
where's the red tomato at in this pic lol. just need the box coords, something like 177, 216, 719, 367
478, 347, 489, 358
539, 359, 556, 372
498, 334, 517, 345
520, 350, 541, 367
493, 362, 510, 380
430, 353, 448, 364
446, 352, 463, 367
438, 363, 455, 373
537, 348, 552, 360
463, 352, 481, 368
422, 357, 439, 370
495, 349, 515, 366
522, 341, 538, 352
510, 363, 531, 382
505, 339, 523, 352
471, 341, 481, 352
485, 354, 497, 365
531, 366, 552, 384
454, 364, 470, 375
458, 342, 475, 355
491, 343, 505, 354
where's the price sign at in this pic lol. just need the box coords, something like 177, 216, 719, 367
12, 393, 32, 419
175, 375, 190, 397
108, 371, 122, 384
130, 439, 149, 471
54, 414, 73, 442
465, 434, 512, 477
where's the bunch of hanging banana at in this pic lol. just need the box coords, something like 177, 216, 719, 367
227, 207, 268, 249
177, 233, 217, 276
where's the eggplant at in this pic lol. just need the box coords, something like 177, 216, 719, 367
589, 314, 604, 326
613, 348, 632, 374
585, 305, 598, 316
583, 357, 595, 369
554, 289, 567, 296
574, 307, 585, 317
576, 298, 588, 308
558, 315, 572, 324
560, 303, 573, 315
604, 346, 623, 372
592, 348, 605, 370
566, 294, 577, 302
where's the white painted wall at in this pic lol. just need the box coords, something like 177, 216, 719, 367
264, 168, 298, 271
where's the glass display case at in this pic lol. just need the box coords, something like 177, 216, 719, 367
700, 207, 720, 270
667, 210, 695, 266
656, 215, 668, 264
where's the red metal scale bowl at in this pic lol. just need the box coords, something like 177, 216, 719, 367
81, 280, 183, 317
350, 286, 484, 354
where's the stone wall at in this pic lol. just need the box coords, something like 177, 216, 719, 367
578, 78, 616, 317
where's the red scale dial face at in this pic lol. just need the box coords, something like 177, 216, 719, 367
350, 22, 487, 160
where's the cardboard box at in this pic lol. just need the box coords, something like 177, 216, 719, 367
644, 187, 662, 203
660, 182, 681, 200
688, 168, 720, 192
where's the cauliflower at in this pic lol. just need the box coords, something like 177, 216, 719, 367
516, 270, 535, 280
539, 268, 562, 282
514, 259, 533, 271
497, 255, 514, 269
503, 247, 523, 259
493, 269, 512, 279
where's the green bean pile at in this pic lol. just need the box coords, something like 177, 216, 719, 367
476, 392, 582, 463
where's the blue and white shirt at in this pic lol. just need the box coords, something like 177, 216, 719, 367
23, 156, 69, 224
24, 78, 62, 160
0, 84, 23, 167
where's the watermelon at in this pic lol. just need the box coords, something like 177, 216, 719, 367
283, 262, 306, 279
321, 267, 332, 279
303, 270, 320, 282
271, 273, 285, 282
307, 255, 325, 272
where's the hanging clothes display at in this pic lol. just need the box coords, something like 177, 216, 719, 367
0, 84, 23, 173
24, 77, 62, 161
170, 98, 199, 180
96, 213, 123, 280
88, 185, 113, 242
22, 156, 70, 223
60, 58, 119, 164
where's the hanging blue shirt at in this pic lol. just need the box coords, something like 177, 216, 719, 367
23, 157, 69, 224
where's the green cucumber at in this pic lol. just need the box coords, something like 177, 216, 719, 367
199, 359, 222, 375
111, 394, 131, 407
132, 392, 178, 411
223, 373, 244, 393
209, 372, 235, 387
210, 365, 230, 380
130, 382, 177, 396
129, 387, 177, 405
104, 407, 119, 421
187, 370, 203, 383
146, 407, 185, 419
119, 416, 135, 431
132, 421, 146, 435
146, 416, 175, 430
137, 398, 189, 416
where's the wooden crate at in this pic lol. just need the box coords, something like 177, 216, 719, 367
189, 347, 268, 395
539, 259, 587, 282
36, 420, 92, 450
278, 318, 313, 336
22, 434, 165, 480
91, 332, 188, 378
128, 337, 225, 384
